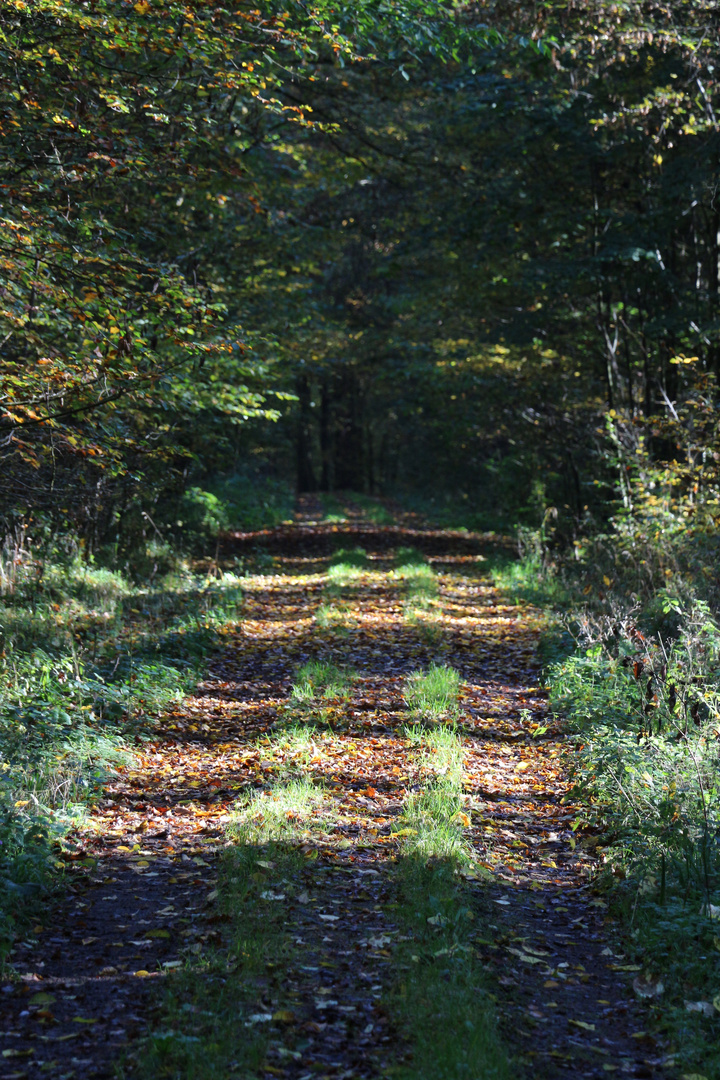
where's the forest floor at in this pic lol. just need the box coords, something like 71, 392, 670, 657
0, 501, 671, 1079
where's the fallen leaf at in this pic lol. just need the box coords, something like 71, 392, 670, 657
633, 975, 664, 999
246, 1013, 273, 1025
507, 947, 546, 965
272, 1010, 295, 1023
569, 1020, 595, 1031
685, 1001, 714, 1017
29, 992, 56, 1006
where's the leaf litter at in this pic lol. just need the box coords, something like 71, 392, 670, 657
0, 498, 672, 1078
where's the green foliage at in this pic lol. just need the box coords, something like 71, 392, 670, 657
174, 489, 230, 552
549, 596, 720, 898
527, 497, 720, 1074
213, 471, 295, 532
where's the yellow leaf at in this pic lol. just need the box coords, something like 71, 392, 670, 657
134, 969, 151, 977
30, 992, 56, 1006
134, 1, 150, 12
603, 575, 611, 586
145, 929, 170, 939
72, 1017, 98, 1024
569, 1020, 595, 1031
272, 1010, 295, 1023
456, 811, 471, 827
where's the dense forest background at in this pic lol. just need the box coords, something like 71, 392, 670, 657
4, 1, 720, 560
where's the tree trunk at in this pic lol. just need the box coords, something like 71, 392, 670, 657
296, 373, 317, 492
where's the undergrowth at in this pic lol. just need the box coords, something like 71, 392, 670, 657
0, 551, 243, 956
495, 491, 720, 1076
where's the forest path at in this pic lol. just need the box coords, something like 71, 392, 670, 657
0, 508, 666, 1079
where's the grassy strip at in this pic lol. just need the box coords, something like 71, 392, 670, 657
385, 723, 510, 1079
387, 857, 511, 1080
136, 843, 305, 1080
394, 546, 441, 642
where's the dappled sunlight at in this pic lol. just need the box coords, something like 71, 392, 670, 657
1, 519, 662, 1079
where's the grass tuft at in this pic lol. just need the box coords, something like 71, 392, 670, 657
291, 660, 352, 702
326, 547, 369, 590
405, 664, 459, 722
399, 726, 470, 862
230, 779, 326, 843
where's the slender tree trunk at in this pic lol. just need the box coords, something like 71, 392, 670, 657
320, 377, 331, 491
296, 373, 317, 492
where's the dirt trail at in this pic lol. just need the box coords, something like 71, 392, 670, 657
0, 509, 668, 1079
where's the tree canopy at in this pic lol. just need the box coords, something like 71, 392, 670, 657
2, 0, 720, 542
